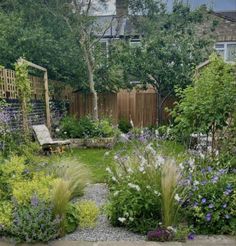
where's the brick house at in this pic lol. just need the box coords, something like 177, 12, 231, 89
97, 1, 236, 63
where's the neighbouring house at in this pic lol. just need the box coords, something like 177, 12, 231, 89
95, 1, 236, 63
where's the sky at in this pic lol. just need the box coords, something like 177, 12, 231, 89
92, 0, 236, 15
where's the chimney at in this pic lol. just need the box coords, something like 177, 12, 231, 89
116, 0, 128, 17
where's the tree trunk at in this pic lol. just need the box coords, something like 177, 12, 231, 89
83, 45, 99, 120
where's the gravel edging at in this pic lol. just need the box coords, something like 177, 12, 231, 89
63, 183, 146, 241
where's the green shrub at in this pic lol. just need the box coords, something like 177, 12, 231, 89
118, 119, 132, 133
0, 201, 13, 234
11, 199, 60, 243
58, 115, 82, 138
182, 159, 236, 234
64, 203, 79, 234
58, 115, 117, 139
77, 200, 99, 229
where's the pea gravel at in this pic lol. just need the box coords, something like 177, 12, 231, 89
63, 183, 146, 242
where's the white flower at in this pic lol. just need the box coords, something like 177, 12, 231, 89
174, 194, 181, 202
157, 155, 165, 165
129, 217, 134, 222
154, 190, 161, 196
124, 212, 129, 217
64, 131, 67, 135
128, 183, 141, 192
127, 167, 133, 173
106, 167, 112, 174
179, 163, 184, 170
114, 155, 119, 160
146, 185, 151, 189
104, 151, 110, 156
139, 166, 145, 172
55, 128, 60, 132
114, 191, 119, 197
193, 180, 199, 186
112, 176, 118, 182
188, 158, 195, 167
118, 217, 126, 223
167, 226, 177, 233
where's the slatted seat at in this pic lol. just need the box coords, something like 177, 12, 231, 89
32, 124, 70, 154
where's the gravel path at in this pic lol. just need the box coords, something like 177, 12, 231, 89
63, 183, 145, 242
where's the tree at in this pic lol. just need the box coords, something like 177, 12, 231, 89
0, 0, 84, 85
121, 0, 214, 124
171, 53, 236, 152
44, 0, 126, 120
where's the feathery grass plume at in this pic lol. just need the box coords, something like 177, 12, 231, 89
53, 158, 91, 198
161, 159, 181, 227
51, 179, 71, 218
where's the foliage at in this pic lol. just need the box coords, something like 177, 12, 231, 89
0, 201, 13, 233
12, 174, 56, 204
117, 1, 214, 123
10, 198, 60, 243
52, 159, 90, 198
118, 119, 132, 133
59, 116, 118, 139
77, 200, 99, 229
171, 53, 236, 148
181, 158, 236, 234
64, 203, 79, 234
106, 143, 184, 234
0, 1, 83, 85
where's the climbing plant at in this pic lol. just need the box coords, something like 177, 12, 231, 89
15, 59, 31, 137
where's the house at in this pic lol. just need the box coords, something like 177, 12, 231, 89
95, 1, 236, 63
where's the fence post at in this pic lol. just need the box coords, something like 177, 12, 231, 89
44, 70, 51, 129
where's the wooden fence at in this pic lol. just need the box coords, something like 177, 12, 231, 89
70, 87, 160, 127
0, 67, 73, 100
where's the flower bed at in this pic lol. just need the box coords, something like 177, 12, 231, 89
0, 155, 99, 243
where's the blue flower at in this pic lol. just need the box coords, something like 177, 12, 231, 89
205, 213, 211, 221
222, 203, 227, 208
201, 198, 207, 204
212, 176, 219, 184
188, 233, 195, 240
208, 204, 214, 208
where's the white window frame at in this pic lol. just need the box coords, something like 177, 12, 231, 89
130, 39, 141, 48
214, 42, 236, 63
100, 39, 109, 59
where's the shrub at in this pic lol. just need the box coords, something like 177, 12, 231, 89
182, 159, 236, 234
11, 198, 60, 243
12, 173, 56, 204
0, 201, 13, 234
64, 203, 79, 234
58, 115, 117, 139
118, 119, 132, 133
77, 200, 99, 229
58, 115, 82, 138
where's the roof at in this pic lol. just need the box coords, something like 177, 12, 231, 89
213, 11, 236, 22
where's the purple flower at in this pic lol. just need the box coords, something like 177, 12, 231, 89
188, 233, 195, 240
212, 176, 219, 184
201, 180, 207, 185
222, 203, 227, 208
224, 189, 232, 196
31, 195, 39, 207
207, 166, 212, 172
193, 201, 198, 207
208, 204, 214, 208
201, 198, 207, 204
205, 213, 211, 221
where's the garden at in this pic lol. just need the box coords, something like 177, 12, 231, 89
0, 0, 236, 245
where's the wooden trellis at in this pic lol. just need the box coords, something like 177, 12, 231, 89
0, 60, 73, 129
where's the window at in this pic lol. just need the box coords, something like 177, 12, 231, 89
100, 39, 109, 58
214, 42, 236, 62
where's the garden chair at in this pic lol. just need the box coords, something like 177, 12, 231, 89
32, 124, 71, 154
